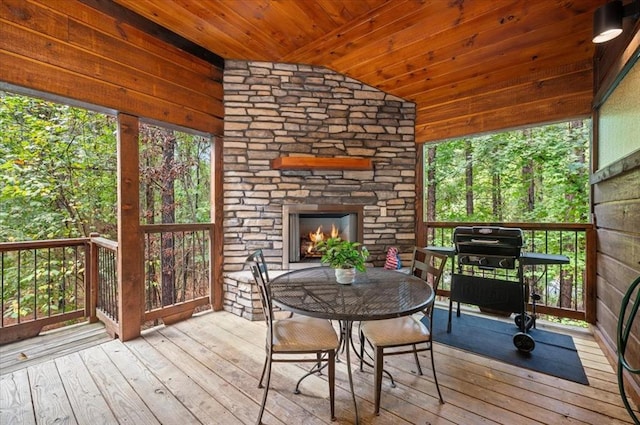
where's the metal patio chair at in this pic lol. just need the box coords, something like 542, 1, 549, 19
359, 246, 447, 414
246, 249, 339, 424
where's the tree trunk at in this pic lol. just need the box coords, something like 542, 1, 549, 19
559, 271, 574, 309
143, 155, 159, 311
465, 140, 474, 216
492, 173, 502, 220
426, 145, 437, 244
522, 129, 535, 212
161, 130, 176, 306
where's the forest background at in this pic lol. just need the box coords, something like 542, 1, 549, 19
1, 90, 590, 242
0, 91, 591, 322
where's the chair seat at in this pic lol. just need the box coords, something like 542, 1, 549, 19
361, 316, 430, 347
273, 316, 339, 352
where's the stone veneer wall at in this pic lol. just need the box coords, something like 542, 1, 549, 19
222, 60, 417, 318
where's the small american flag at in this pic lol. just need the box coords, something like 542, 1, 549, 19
384, 246, 402, 270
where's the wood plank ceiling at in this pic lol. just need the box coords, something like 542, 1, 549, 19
111, 0, 605, 143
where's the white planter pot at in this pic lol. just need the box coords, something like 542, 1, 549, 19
334, 267, 356, 284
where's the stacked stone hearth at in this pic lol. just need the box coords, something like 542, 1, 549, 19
223, 60, 417, 319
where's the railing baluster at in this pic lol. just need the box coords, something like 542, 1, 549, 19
17, 250, 21, 324
1, 252, 4, 328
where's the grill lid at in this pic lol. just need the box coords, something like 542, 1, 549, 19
453, 226, 523, 269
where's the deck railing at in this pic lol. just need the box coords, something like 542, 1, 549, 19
0, 225, 214, 344
0, 239, 90, 344
89, 236, 119, 336
424, 222, 596, 324
141, 223, 213, 324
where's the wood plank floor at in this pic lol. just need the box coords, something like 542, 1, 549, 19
1, 310, 638, 425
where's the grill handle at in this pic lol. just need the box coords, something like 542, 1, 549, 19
470, 239, 500, 244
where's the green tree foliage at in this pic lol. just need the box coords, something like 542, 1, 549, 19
427, 121, 590, 223
0, 91, 117, 240
425, 122, 591, 317
139, 123, 211, 225
1, 92, 212, 322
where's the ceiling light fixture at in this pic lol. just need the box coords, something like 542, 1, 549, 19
593, 0, 640, 43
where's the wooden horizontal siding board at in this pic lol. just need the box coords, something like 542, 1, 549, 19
387, 27, 594, 101
597, 228, 640, 273
416, 92, 592, 142
271, 157, 373, 170
1, 0, 223, 134
596, 275, 640, 341
410, 54, 593, 108
25, 0, 224, 98
417, 70, 593, 124
593, 168, 640, 204
594, 200, 640, 234
0, 20, 222, 118
596, 298, 640, 378
0, 51, 222, 135
51, 0, 221, 76
0, 0, 69, 40
358, 3, 594, 94
67, 21, 223, 103
596, 251, 640, 302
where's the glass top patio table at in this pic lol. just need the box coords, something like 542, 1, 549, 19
270, 266, 434, 321
270, 266, 434, 424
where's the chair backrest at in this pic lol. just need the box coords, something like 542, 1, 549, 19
246, 249, 274, 326
409, 247, 448, 315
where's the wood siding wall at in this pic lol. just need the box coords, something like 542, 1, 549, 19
592, 23, 640, 404
0, 0, 223, 135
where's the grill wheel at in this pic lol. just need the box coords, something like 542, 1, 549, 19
513, 332, 535, 353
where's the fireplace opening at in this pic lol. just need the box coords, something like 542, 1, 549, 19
283, 204, 364, 269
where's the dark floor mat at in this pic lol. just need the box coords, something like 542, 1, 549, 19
424, 307, 589, 385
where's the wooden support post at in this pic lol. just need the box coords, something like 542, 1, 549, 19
117, 113, 144, 341
585, 224, 597, 324
211, 136, 224, 311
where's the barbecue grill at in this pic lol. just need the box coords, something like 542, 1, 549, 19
429, 226, 570, 353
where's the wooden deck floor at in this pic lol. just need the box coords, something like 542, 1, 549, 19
1, 310, 638, 425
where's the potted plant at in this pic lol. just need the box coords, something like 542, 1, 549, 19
317, 237, 369, 284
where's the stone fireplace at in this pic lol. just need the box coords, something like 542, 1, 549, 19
283, 204, 364, 269
222, 60, 418, 319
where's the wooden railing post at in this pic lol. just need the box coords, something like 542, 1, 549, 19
87, 233, 99, 323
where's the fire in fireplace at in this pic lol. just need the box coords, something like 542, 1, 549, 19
283, 204, 364, 269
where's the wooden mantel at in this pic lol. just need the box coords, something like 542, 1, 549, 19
271, 157, 373, 170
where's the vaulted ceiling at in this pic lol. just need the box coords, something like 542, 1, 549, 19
111, 0, 604, 143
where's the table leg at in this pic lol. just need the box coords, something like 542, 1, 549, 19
342, 320, 360, 425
